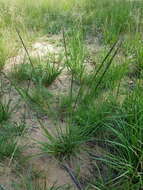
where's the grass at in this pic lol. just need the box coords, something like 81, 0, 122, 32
13, 172, 71, 190
29, 85, 53, 112
0, 135, 21, 160
64, 27, 86, 82
32, 61, 62, 87
0, 98, 12, 123
89, 120, 143, 189
1, 0, 143, 189
10, 57, 62, 86
0, 123, 24, 161
10, 62, 32, 82
0, 37, 9, 70
39, 123, 90, 159
57, 93, 76, 119
88, 86, 143, 189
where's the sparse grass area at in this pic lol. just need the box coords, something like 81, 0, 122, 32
0, 0, 143, 189
13, 177, 71, 190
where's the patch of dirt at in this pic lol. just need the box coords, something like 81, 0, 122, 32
3, 35, 63, 73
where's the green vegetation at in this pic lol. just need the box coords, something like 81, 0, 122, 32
39, 124, 90, 159
0, 123, 25, 160
0, 98, 12, 123
13, 170, 70, 190
0, 0, 143, 189
10, 58, 62, 86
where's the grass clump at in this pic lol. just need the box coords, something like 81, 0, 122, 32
0, 137, 15, 160
32, 61, 62, 86
10, 59, 62, 86
10, 62, 32, 82
73, 95, 120, 136
4, 122, 27, 136
89, 86, 143, 189
65, 28, 86, 82
28, 85, 53, 113
0, 135, 21, 160
39, 124, 90, 159
0, 123, 24, 160
0, 99, 12, 123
